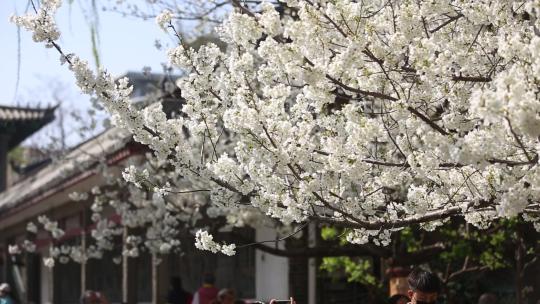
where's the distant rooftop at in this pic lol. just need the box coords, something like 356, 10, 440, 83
120, 71, 179, 98
0, 105, 56, 150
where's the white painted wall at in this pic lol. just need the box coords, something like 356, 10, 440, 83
255, 227, 289, 301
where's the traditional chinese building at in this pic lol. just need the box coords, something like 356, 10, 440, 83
0, 74, 377, 304
0, 105, 56, 193
0, 74, 296, 304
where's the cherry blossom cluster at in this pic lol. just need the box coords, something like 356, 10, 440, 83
156, 9, 173, 30
10, 0, 61, 44
165, 0, 540, 243
11, 0, 540, 255
195, 230, 236, 256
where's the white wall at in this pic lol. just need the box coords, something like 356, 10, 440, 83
255, 226, 289, 301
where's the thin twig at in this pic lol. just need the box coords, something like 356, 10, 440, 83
236, 222, 310, 249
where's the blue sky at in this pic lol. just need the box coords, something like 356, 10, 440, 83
0, 0, 173, 108
0, 0, 184, 146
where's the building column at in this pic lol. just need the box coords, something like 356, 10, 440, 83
1, 243, 6, 283
255, 226, 289, 301
24, 252, 41, 304
80, 211, 88, 296
307, 223, 317, 304
122, 255, 138, 304
122, 228, 138, 304
151, 253, 169, 304
80, 233, 87, 295
152, 254, 159, 304
0, 134, 10, 192
11, 243, 27, 303
121, 255, 128, 303
40, 253, 54, 304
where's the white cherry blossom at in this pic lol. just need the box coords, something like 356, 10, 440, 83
10, 0, 540, 258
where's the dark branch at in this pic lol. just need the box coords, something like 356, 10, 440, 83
407, 106, 450, 135
452, 75, 492, 82
326, 75, 399, 101
429, 14, 464, 34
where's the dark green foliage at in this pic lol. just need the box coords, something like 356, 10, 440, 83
318, 219, 540, 303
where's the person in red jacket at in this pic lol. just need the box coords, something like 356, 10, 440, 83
192, 273, 219, 304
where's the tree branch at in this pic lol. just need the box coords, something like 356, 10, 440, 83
429, 14, 464, 34
446, 265, 489, 282
452, 75, 492, 82
407, 106, 450, 135
313, 204, 471, 230
326, 75, 399, 101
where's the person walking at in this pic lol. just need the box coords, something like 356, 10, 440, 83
192, 273, 219, 304
0, 284, 15, 304
167, 276, 193, 304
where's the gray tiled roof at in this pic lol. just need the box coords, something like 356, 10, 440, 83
0, 127, 132, 214
0, 105, 56, 121
0, 105, 57, 150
